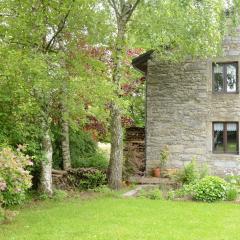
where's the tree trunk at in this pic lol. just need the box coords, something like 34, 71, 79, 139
108, 102, 123, 189
61, 113, 71, 170
108, 1, 140, 189
39, 124, 53, 195
108, 25, 125, 189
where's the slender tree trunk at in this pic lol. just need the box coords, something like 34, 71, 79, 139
60, 76, 71, 170
108, 22, 125, 189
108, 102, 123, 189
61, 107, 71, 170
39, 123, 53, 195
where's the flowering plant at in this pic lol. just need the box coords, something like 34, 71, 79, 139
0, 146, 33, 206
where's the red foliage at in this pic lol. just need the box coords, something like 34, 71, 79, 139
84, 115, 107, 140
121, 76, 146, 96
121, 115, 134, 128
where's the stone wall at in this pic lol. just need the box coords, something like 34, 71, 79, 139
146, 27, 240, 176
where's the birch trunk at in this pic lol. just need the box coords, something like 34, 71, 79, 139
59, 70, 71, 170
61, 110, 71, 170
39, 124, 53, 195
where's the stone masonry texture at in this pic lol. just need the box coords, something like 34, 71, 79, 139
146, 26, 240, 176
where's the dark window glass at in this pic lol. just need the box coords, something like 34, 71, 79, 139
227, 123, 237, 153
226, 64, 237, 92
213, 123, 224, 153
213, 62, 238, 93
213, 122, 238, 154
213, 64, 224, 92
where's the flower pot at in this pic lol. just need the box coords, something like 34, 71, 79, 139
153, 167, 161, 178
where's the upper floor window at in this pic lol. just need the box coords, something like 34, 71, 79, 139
213, 62, 238, 93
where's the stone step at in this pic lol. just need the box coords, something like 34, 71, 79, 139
129, 176, 175, 185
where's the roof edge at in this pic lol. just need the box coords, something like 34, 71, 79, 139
132, 50, 154, 74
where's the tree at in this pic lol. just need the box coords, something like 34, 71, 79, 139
0, 0, 113, 194
106, 0, 239, 189
106, 0, 140, 190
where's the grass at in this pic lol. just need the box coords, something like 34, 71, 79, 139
1, 196, 240, 240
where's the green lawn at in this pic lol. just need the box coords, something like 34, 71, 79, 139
1, 196, 240, 240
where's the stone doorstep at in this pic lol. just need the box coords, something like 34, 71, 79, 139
129, 176, 174, 185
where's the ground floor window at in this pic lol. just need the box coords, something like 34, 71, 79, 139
213, 122, 239, 154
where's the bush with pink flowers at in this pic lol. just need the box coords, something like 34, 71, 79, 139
0, 146, 33, 207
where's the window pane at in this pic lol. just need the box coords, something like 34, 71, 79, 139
213, 123, 224, 153
227, 123, 237, 153
213, 64, 224, 92
226, 64, 237, 92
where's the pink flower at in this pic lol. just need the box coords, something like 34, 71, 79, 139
28, 161, 33, 166
0, 181, 7, 191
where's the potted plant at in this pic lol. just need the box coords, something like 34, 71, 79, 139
152, 146, 169, 178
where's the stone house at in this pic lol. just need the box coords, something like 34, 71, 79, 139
132, 27, 240, 176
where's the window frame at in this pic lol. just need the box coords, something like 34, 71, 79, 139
212, 62, 239, 94
212, 122, 239, 154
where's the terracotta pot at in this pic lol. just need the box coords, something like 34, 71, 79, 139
153, 167, 161, 178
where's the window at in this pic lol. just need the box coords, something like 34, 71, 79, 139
213, 62, 238, 93
213, 122, 238, 154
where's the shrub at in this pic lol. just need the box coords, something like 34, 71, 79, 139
225, 174, 240, 186
52, 190, 68, 201
167, 190, 176, 200
199, 163, 210, 179
175, 160, 199, 185
79, 171, 106, 190
167, 183, 195, 200
193, 176, 228, 202
0, 147, 32, 206
139, 188, 163, 200
72, 151, 108, 170
226, 186, 238, 201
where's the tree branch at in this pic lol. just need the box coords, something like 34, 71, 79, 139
125, 0, 140, 22
45, 0, 75, 52
108, 0, 120, 18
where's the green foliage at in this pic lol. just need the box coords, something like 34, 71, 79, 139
93, 186, 119, 198
74, 151, 108, 170
225, 174, 240, 186
160, 146, 169, 168
70, 130, 95, 165
0, 147, 33, 206
53, 128, 108, 170
226, 186, 238, 201
139, 188, 163, 200
193, 176, 228, 202
78, 171, 106, 190
175, 160, 199, 185
0, 0, 114, 177
167, 183, 195, 200
130, 0, 238, 60
52, 190, 68, 201
199, 164, 210, 179
70, 130, 108, 169
0, 207, 4, 223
